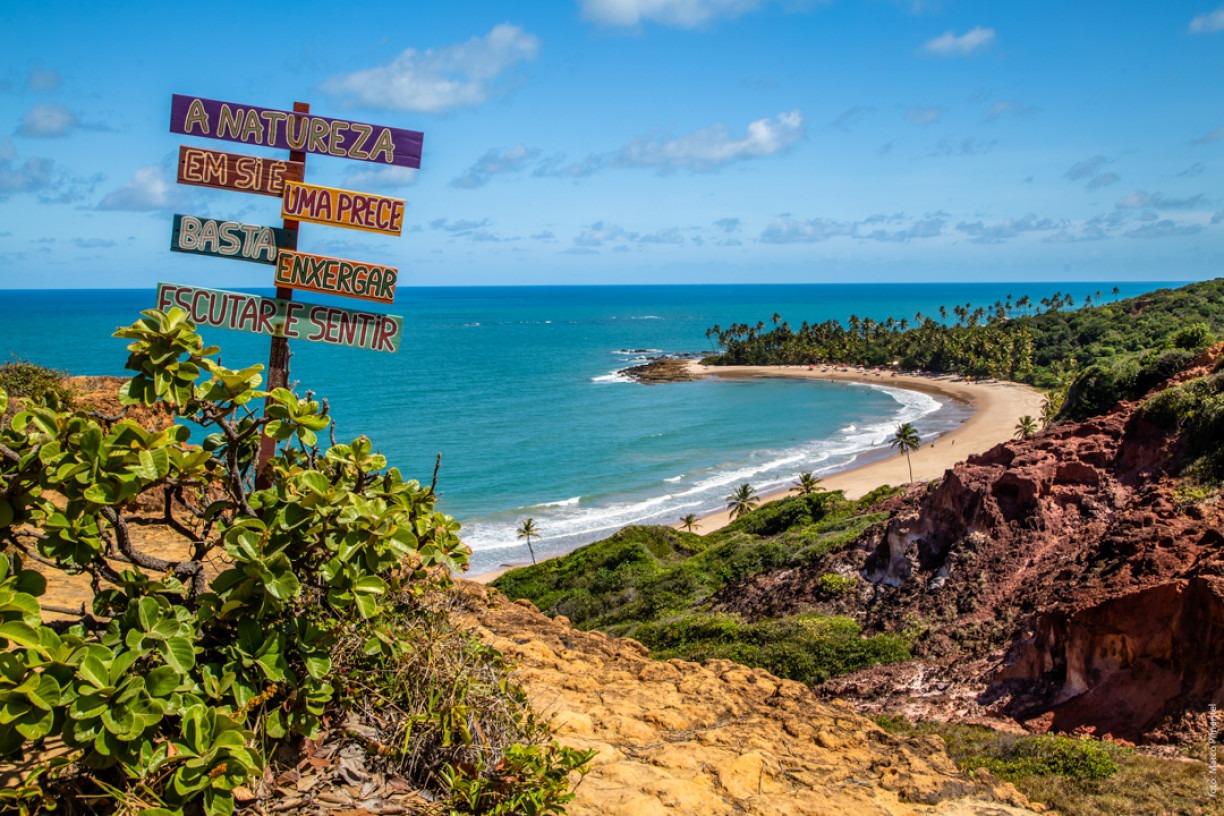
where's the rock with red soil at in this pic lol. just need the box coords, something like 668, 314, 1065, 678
714, 353, 1224, 744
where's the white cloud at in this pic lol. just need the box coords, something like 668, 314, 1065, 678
905, 106, 944, 125
984, 100, 1034, 121
97, 165, 182, 211
955, 214, 1060, 243
579, 0, 765, 28
1116, 190, 1206, 210
1195, 124, 1224, 143
343, 166, 419, 190
1189, 6, 1224, 33
920, 26, 996, 56
613, 110, 804, 171
1085, 172, 1119, 190
16, 104, 78, 138
27, 68, 61, 93
0, 155, 54, 198
1064, 155, 1110, 181
322, 24, 540, 113
827, 106, 874, 131
1125, 219, 1202, 239
452, 144, 540, 188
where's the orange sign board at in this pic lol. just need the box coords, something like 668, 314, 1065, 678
274, 249, 398, 304
280, 180, 405, 236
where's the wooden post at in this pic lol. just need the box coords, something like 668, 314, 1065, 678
256, 101, 309, 489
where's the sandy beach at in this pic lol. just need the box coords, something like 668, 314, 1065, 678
468, 363, 1044, 583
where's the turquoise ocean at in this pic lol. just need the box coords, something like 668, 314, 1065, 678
0, 282, 1175, 574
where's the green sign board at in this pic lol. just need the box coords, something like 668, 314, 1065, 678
156, 282, 402, 353
171, 215, 293, 265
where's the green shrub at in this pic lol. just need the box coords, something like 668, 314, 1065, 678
0, 359, 72, 417
0, 310, 588, 814
817, 573, 858, 595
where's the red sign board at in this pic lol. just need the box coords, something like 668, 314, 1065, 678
177, 145, 303, 197
156, 282, 402, 353
274, 249, 397, 304
281, 180, 405, 236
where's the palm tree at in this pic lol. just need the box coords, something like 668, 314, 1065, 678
1015, 415, 1038, 440
516, 518, 540, 565
890, 422, 922, 483
792, 472, 823, 495
679, 513, 698, 532
1041, 393, 1063, 428
726, 483, 759, 520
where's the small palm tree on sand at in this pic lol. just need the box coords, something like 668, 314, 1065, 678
792, 472, 823, 495
1015, 415, 1038, 440
890, 422, 922, 483
679, 513, 698, 532
516, 518, 540, 565
726, 483, 759, 520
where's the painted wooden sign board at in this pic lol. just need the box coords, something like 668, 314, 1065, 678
274, 249, 397, 304
177, 145, 304, 197
171, 215, 293, 265
281, 180, 405, 237
156, 282, 402, 353
170, 94, 424, 168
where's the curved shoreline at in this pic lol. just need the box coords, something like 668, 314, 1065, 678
674, 362, 1045, 535
468, 364, 1045, 583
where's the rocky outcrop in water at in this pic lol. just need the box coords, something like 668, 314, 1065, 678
713, 349, 1224, 744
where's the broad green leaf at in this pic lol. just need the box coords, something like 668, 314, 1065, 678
0, 621, 42, 651
162, 638, 196, 674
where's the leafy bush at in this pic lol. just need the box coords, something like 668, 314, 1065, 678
1141, 372, 1224, 480
817, 573, 857, 595
0, 309, 589, 814
0, 359, 72, 418
633, 611, 911, 686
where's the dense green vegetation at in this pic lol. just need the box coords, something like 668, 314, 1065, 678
493, 488, 912, 686
875, 717, 1222, 816
706, 278, 1224, 420
0, 359, 73, 419
1140, 361, 1224, 480
0, 310, 592, 815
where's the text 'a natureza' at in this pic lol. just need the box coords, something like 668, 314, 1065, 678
171, 215, 292, 265
157, 282, 402, 353
281, 180, 405, 237
177, 145, 303, 198
170, 94, 423, 168
275, 250, 397, 304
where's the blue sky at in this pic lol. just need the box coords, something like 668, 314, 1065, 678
1, 0, 1222, 288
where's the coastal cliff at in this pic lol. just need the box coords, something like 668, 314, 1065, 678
715, 346, 1224, 744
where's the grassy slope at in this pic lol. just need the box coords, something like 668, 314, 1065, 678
493, 488, 913, 686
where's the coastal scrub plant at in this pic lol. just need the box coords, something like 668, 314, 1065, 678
890, 423, 922, 483
0, 308, 587, 814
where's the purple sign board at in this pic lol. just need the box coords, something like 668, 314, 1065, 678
170, 94, 423, 169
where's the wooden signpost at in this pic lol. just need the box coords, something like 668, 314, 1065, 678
171, 215, 293, 265
164, 92, 423, 480
177, 145, 304, 197
170, 94, 424, 168
281, 180, 405, 236
156, 283, 402, 353
274, 249, 397, 304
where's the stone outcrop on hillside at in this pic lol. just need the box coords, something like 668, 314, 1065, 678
462, 583, 1040, 816
714, 352, 1224, 744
